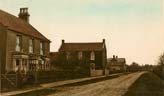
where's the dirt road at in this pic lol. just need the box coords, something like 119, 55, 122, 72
48, 72, 145, 96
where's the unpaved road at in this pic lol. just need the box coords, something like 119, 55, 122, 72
48, 72, 145, 96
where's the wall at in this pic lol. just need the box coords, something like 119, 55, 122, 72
90, 69, 103, 77
0, 25, 7, 73
6, 30, 17, 71
6, 30, 50, 72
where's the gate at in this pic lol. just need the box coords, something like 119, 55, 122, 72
1, 73, 18, 90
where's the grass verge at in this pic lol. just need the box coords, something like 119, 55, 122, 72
124, 72, 164, 96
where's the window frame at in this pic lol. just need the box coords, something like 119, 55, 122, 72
78, 51, 83, 60
15, 35, 22, 52
29, 38, 34, 53
66, 51, 71, 60
40, 42, 44, 55
90, 51, 95, 60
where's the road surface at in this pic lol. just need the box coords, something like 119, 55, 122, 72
48, 72, 145, 96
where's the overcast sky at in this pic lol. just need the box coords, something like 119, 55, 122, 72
0, 0, 163, 65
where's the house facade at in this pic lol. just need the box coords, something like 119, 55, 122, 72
58, 39, 107, 76
107, 55, 126, 73
0, 8, 50, 74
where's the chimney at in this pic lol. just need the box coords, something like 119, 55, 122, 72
62, 40, 65, 44
113, 55, 115, 59
18, 8, 30, 23
103, 39, 105, 43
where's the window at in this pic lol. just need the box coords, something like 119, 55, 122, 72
40, 42, 44, 55
90, 51, 95, 60
66, 52, 71, 60
78, 51, 83, 60
15, 35, 21, 52
29, 39, 34, 53
16, 59, 20, 66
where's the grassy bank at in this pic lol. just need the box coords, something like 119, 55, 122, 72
124, 72, 164, 96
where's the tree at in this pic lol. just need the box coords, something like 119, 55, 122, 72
153, 53, 164, 79
158, 53, 164, 66
128, 62, 141, 72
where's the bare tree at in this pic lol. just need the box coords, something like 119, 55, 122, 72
153, 53, 164, 79
158, 53, 164, 66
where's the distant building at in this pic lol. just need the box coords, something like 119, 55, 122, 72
49, 52, 59, 70
107, 55, 126, 73
0, 8, 51, 74
58, 39, 107, 76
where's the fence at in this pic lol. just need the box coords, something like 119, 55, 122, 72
1, 73, 18, 91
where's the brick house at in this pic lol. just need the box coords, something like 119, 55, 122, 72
0, 8, 50, 74
107, 55, 126, 73
58, 39, 107, 76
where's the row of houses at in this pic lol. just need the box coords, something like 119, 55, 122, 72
0, 8, 126, 77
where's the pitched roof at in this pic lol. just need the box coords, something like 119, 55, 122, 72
107, 58, 126, 63
117, 58, 126, 63
0, 9, 50, 42
59, 42, 105, 51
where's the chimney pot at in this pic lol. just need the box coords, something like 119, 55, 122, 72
18, 8, 30, 23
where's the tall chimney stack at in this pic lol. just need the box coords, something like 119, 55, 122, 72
18, 8, 30, 23
113, 55, 115, 59
103, 39, 105, 43
62, 40, 65, 44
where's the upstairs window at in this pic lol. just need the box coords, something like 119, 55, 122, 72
40, 42, 44, 55
29, 39, 34, 53
66, 52, 71, 60
78, 51, 83, 60
15, 35, 21, 52
90, 51, 95, 60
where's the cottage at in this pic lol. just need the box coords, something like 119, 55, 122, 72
58, 39, 107, 76
0, 8, 50, 74
107, 55, 126, 73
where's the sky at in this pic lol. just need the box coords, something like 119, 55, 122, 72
0, 0, 163, 65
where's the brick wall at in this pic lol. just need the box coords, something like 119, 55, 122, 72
5, 30, 50, 72
0, 25, 7, 73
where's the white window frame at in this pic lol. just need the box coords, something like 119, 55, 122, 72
90, 51, 95, 60
78, 51, 83, 60
66, 52, 71, 60
29, 39, 34, 53
40, 42, 44, 55
15, 35, 21, 52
